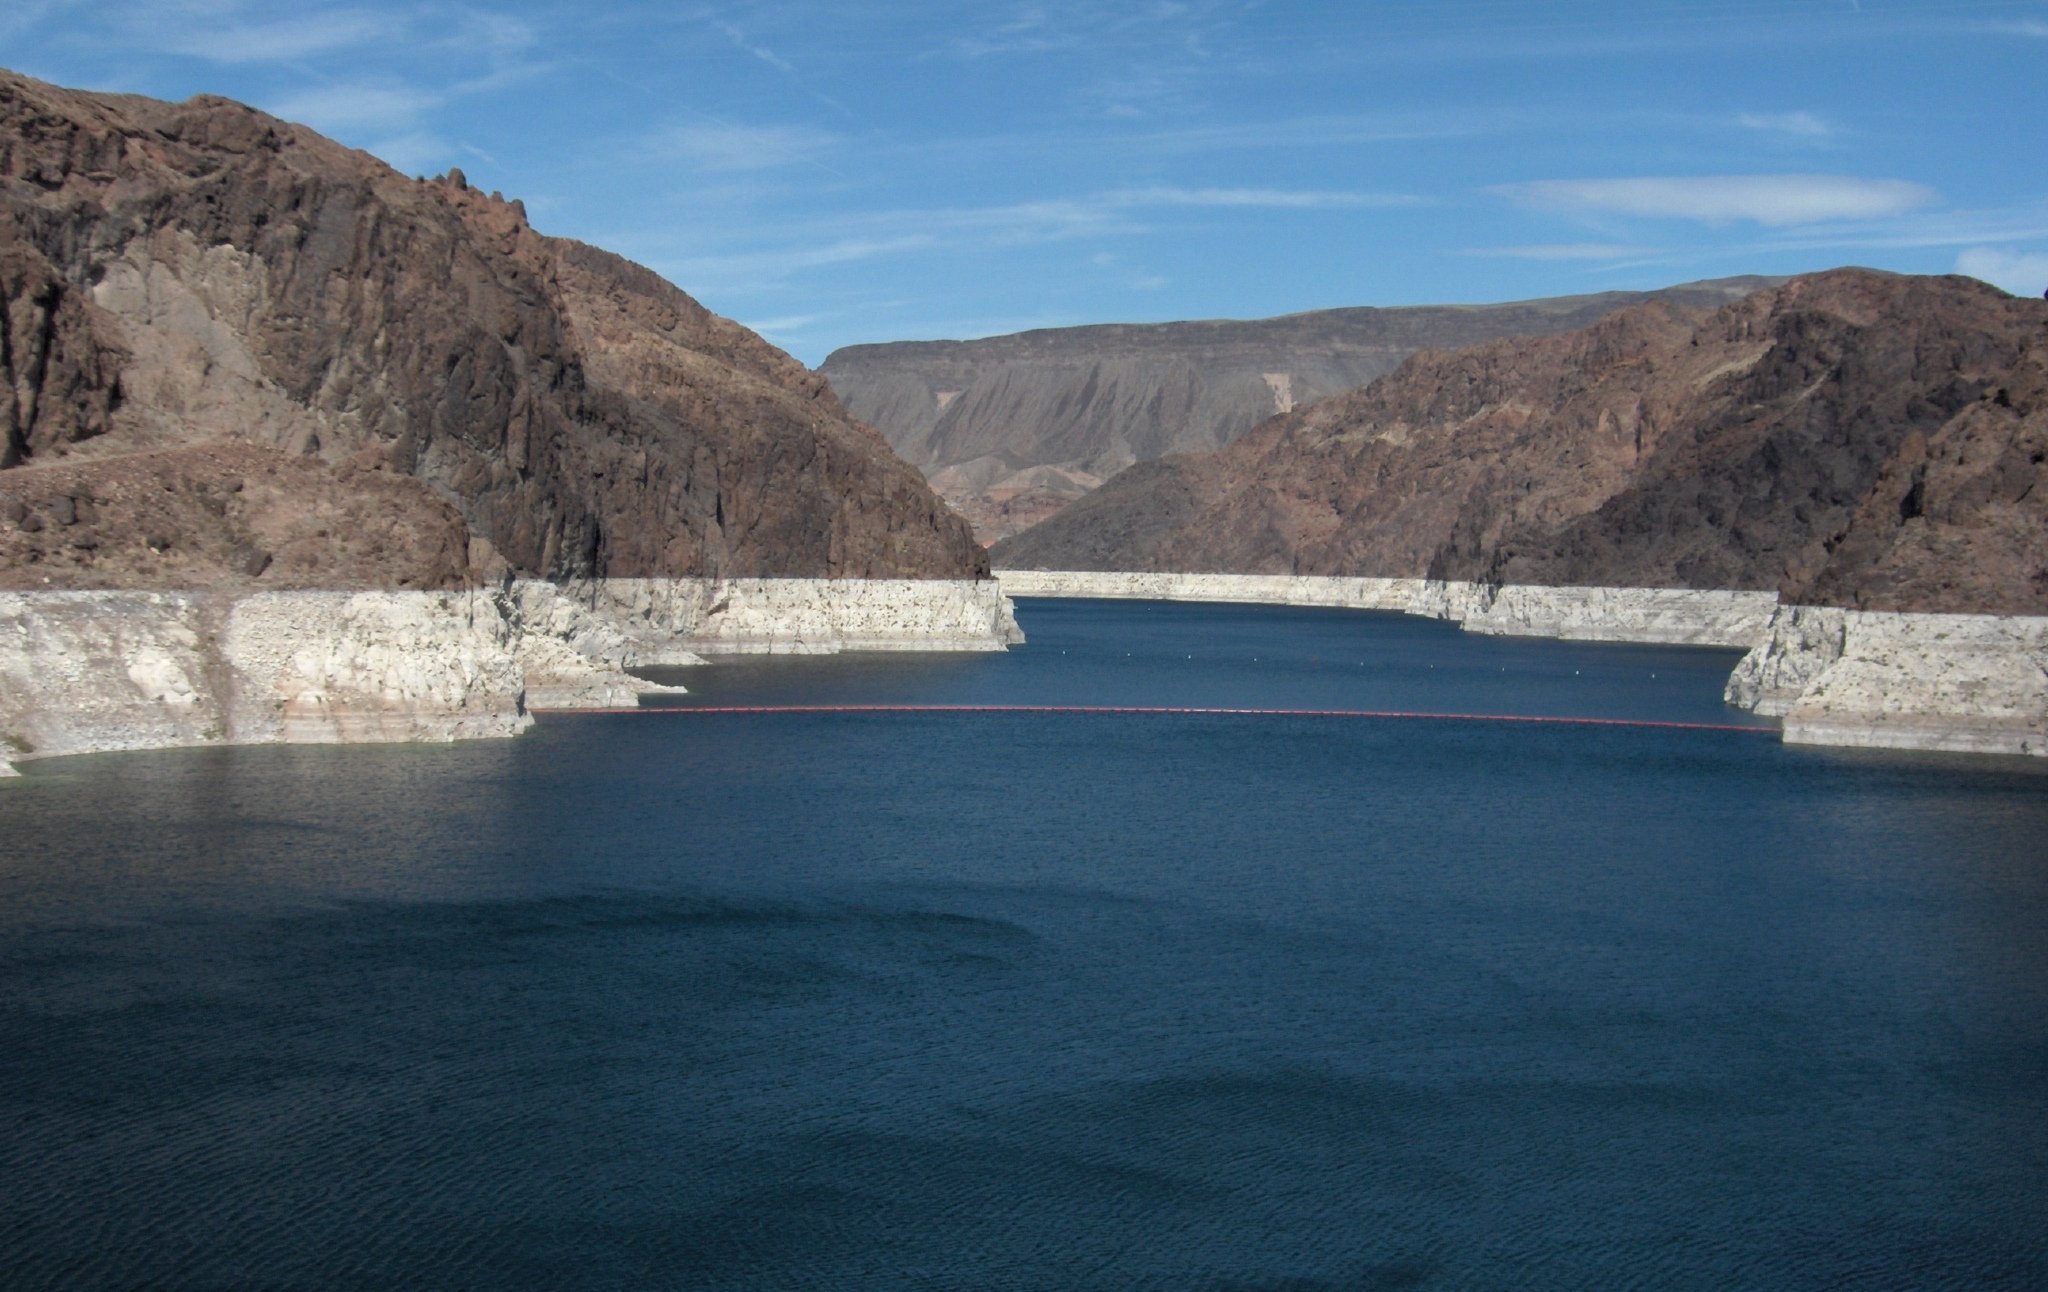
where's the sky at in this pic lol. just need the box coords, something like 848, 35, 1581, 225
4, 1, 2046, 365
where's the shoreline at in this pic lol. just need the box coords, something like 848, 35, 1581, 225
7, 571, 2041, 768
994, 570, 2048, 758
0, 579, 1023, 771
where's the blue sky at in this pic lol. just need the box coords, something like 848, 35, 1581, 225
5, 1, 2046, 364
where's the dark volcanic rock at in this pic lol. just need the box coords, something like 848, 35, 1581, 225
993, 270, 2048, 616
0, 69, 985, 588
821, 276, 1780, 542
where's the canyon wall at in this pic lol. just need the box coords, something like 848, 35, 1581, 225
822, 278, 1779, 543
1, 69, 986, 587
994, 270, 2048, 618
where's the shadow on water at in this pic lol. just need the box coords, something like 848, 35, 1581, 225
2, 598, 2045, 1290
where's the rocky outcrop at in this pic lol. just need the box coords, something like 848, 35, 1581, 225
0, 589, 533, 763
1726, 606, 2047, 755
823, 277, 1780, 542
0, 68, 986, 586
514, 576, 1023, 663
994, 270, 2048, 618
0, 578, 1023, 764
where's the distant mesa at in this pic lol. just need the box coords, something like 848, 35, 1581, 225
820, 276, 1782, 544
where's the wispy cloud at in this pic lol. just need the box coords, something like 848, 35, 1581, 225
1496, 175, 1938, 226
1110, 186, 1418, 209
151, 8, 394, 63
652, 122, 839, 172
670, 235, 941, 282
1736, 111, 1834, 139
1954, 247, 2048, 296
933, 9, 1069, 60
1741, 200, 2048, 253
708, 17, 796, 73
1141, 109, 1517, 155
740, 314, 821, 334
652, 182, 1417, 290
269, 84, 439, 134
1459, 243, 1656, 260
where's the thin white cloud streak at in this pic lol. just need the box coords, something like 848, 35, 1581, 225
270, 85, 440, 133
740, 314, 821, 334
1744, 202, 2048, 253
1111, 186, 1418, 209
147, 8, 395, 63
1459, 244, 1656, 260
651, 183, 1416, 288
709, 18, 797, 73
651, 122, 839, 172
1140, 110, 1516, 154
669, 235, 941, 282
1736, 111, 1834, 139
1498, 175, 1938, 226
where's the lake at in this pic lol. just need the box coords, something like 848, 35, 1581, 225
2, 598, 2043, 1289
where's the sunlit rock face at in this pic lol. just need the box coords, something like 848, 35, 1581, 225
0, 68, 987, 591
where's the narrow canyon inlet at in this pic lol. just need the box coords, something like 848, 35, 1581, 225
2, 599, 2044, 1290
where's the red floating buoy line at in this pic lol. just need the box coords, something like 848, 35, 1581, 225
527, 703, 1775, 734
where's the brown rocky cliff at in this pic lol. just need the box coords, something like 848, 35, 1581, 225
994, 270, 2048, 615
0, 69, 985, 590
822, 276, 1780, 543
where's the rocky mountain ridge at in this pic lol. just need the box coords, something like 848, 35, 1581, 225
0, 69, 986, 591
994, 269, 2048, 617
821, 276, 1782, 542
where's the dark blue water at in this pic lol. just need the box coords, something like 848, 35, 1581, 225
2, 599, 2043, 1290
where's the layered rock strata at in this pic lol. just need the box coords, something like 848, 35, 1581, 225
0, 579, 1023, 769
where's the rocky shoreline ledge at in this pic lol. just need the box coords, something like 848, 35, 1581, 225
0, 579, 1022, 774
994, 571, 2048, 758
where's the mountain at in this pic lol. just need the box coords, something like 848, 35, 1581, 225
0, 69, 986, 591
819, 276, 1782, 543
992, 269, 2048, 617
